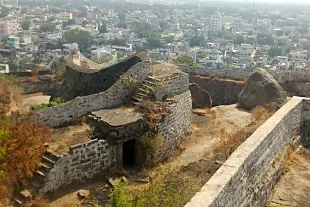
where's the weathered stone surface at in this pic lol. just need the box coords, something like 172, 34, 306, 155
77, 190, 89, 199
189, 83, 212, 108
185, 96, 305, 207
238, 68, 287, 110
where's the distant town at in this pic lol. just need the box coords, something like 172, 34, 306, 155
0, 0, 308, 73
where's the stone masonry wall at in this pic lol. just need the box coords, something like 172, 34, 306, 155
41, 139, 117, 193
36, 62, 151, 127
301, 99, 310, 147
180, 66, 310, 97
155, 90, 192, 163
185, 96, 304, 207
154, 72, 189, 101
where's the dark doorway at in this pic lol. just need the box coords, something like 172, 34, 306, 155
123, 139, 136, 167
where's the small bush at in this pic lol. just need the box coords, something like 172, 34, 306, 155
30, 97, 64, 110
140, 132, 164, 164
265, 101, 285, 113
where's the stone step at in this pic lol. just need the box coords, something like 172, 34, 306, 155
132, 101, 140, 106
30, 179, 44, 188
136, 92, 148, 97
137, 88, 153, 94
141, 84, 155, 92
147, 76, 161, 82
144, 80, 156, 86
132, 97, 143, 102
35, 170, 46, 178
44, 151, 59, 162
42, 155, 55, 166
38, 163, 51, 174
14, 197, 24, 206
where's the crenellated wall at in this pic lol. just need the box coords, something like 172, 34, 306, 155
41, 139, 118, 193
185, 97, 310, 207
36, 62, 151, 127
180, 66, 310, 97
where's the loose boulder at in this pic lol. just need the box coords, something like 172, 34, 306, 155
238, 68, 286, 110
189, 83, 212, 108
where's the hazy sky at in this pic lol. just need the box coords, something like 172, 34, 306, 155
219, 0, 310, 3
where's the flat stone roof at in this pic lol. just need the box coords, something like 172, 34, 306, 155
152, 63, 184, 79
90, 107, 144, 127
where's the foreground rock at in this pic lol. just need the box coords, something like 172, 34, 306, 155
189, 83, 212, 108
238, 68, 286, 110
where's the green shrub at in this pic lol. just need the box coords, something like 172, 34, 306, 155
30, 97, 64, 110
107, 183, 134, 207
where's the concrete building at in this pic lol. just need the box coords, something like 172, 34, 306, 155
288, 50, 307, 63
0, 63, 9, 73
209, 14, 223, 33
1, 0, 18, 7
6, 36, 19, 48
0, 19, 19, 40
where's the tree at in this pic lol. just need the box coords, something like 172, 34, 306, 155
268, 47, 282, 57
233, 35, 245, 45
147, 35, 162, 49
32, 54, 42, 67
0, 76, 51, 202
257, 34, 274, 45
64, 28, 92, 51
7, 60, 18, 72
39, 23, 56, 32
63, 19, 76, 29
117, 13, 127, 28
20, 20, 31, 31
99, 21, 107, 34
107, 38, 126, 46
189, 35, 204, 47
0, 7, 9, 18
174, 55, 196, 67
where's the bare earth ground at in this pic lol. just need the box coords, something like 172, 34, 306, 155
48, 123, 92, 155
270, 147, 310, 207
17, 92, 51, 112
47, 104, 252, 207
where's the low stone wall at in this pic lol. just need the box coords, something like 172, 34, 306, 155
155, 72, 189, 101
189, 75, 244, 106
180, 66, 310, 97
41, 139, 117, 193
18, 75, 53, 94
301, 99, 310, 147
36, 62, 150, 127
185, 96, 304, 207
155, 90, 192, 163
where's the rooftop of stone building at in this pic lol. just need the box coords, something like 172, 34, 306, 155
152, 63, 185, 79
89, 107, 144, 127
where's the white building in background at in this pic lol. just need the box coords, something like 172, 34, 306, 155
288, 50, 307, 63
0, 64, 9, 73
0, 19, 18, 40
63, 43, 78, 54
1, 0, 18, 7
209, 14, 223, 33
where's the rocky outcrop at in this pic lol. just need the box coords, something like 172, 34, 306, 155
189, 83, 212, 108
238, 68, 286, 110
189, 75, 244, 106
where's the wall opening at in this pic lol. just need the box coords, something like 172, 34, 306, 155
123, 139, 136, 167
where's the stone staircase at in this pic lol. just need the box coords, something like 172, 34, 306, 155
132, 76, 161, 106
13, 151, 60, 205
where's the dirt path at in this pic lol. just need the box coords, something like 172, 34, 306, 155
171, 104, 252, 169
270, 147, 310, 207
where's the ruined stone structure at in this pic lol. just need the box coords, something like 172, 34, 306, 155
20, 56, 192, 199
185, 96, 310, 207
181, 66, 310, 98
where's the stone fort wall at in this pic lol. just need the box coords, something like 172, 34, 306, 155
180, 66, 310, 97
155, 90, 192, 163
52, 54, 146, 101
41, 139, 118, 193
185, 97, 310, 207
36, 62, 151, 127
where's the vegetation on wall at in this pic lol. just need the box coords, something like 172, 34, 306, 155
174, 55, 196, 68
30, 97, 64, 110
0, 76, 51, 204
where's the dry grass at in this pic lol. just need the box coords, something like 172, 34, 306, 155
206, 106, 270, 161
25, 195, 49, 207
